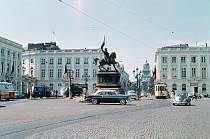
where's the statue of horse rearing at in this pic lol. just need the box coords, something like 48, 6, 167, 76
98, 52, 118, 71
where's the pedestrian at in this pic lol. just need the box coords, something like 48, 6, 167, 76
55, 90, 58, 98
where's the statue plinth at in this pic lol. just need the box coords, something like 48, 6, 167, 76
95, 71, 121, 92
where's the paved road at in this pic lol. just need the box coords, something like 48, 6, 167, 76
0, 98, 210, 139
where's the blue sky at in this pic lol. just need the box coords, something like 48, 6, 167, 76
1, 0, 210, 80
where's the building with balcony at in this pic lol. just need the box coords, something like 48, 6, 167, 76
155, 44, 210, 97
0, 36, 23, 91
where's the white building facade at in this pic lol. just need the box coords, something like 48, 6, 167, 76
155, 44, 210, 97
22, 48, 104, 94
0, 36, 23, 91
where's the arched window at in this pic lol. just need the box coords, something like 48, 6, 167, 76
182, 84, 186, 91
172, 83, 177, 91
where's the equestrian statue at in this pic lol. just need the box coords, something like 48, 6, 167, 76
94, 37, 118, 71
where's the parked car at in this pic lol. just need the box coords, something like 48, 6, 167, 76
173, 92, 191, 106
85, 89, 130, 105
127, 90, 137, 100
14, 91, 26, 99
32, 86, 51, 98
62, 87, 82, 97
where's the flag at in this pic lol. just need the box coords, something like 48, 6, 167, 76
1, 62, 3, 75
100, 35, 105, 49
64, 63, 67, 74
11, 62, 14, 74
152, 66, 157, 80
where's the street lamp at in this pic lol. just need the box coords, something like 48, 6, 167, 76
133, 68, 141, 100
67, 69, 74, 99
82, 73, 90, 96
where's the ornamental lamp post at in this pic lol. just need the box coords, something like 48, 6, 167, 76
68, 69, 74, 99
133, 68, 141, 100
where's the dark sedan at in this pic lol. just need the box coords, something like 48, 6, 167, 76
84, 90, 130, 105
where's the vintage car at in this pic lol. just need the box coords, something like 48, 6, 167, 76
84, 89, 130, 105
173, 92, 191, 106
127, 90, 137, 100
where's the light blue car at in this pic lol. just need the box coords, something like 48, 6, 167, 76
127, 90, 137, 100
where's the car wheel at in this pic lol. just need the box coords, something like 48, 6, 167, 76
92, 99, 98, 105
120, 99, 126, 105
173, 103, 175, 106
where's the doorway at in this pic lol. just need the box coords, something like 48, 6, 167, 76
194, 87, 198, 94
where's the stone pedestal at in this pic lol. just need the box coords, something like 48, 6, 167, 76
95, 71, 121, 93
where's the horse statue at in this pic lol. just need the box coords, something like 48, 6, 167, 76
94, 52, 118, 71
99, 52, 118, 71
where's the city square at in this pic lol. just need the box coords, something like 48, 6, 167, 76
0, 97, 210, 138
1, 0, 210, 139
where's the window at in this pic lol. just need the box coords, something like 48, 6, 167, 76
191, 68, 196, 78
1, 48, 5, 56
13, 52, 16, 59
41, 69, 45, 78
182, 84, 186, 91
31, 69, 33, 77
162, 68, 167, 79
76, 57, 80, 64
18, 52, 20, 60
84, 69, 88, 76
181, 68, 186, 78
31, 58, 34, 64
58, 69, 62, 78
49, 58, 54, 65
7, 50, 10, 57
49, 83, 53, 91
84, 57, 88, 64
41, 58, 46, 65
191, 56, 196, 63
58, 58, 62, 65
181, 57, 186, 63
202, 84, 206, 92
23, 69, 25, 75
58, 83, 62, 87
23, 60, 25, 64
162, 57, 167, 63
172, 83, 177, 91
201, 56, 206, 63
202, 68, 207, 79
93, 69, 97, 77
49, 69, 54, 78
172, 57, 176, 63
171, 67, 177, 78
76, 69, 80, 77
66, 58, 71, 64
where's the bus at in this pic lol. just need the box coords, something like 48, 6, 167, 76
0, 82, 15, 100
154, 82, 168, 99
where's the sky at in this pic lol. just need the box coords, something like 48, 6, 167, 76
1, 0, 210, 81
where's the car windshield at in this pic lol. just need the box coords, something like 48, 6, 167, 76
176, 93, 187, 98
127, 90, 136, 94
